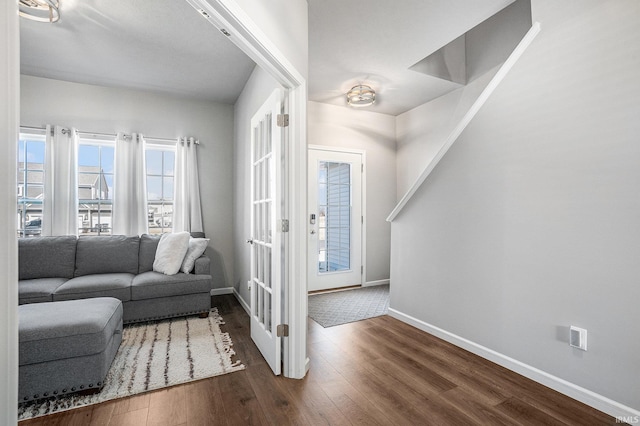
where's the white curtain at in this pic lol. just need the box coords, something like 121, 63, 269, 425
112, 132, 148, 236
42, 125, 78, 236
173, 137, 203, 233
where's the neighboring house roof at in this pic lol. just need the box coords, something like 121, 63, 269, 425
18, 163, 110, 200
23, 187, 43, 200
17, 162, 43, 171
17, 163, 43, 185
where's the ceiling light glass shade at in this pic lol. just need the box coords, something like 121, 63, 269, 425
347, 85, 376, 107
19, 0, 60, 23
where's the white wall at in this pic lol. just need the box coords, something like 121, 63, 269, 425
230, 0, 308, 78
391, 0, 640, 413
0, 2, 19, 422
21, 75, 235, 289
308, 102, 396, 283
396, 0, 532, 200
233, 66, 281, 305
395, 71, 495, 199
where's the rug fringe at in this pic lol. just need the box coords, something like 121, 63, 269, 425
18, 308, 245, 421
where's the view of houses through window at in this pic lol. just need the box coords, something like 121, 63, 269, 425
17, 134, 45, 237
78, 139, 114, 235
17, 133, 176, 237
146, 146, 175, 235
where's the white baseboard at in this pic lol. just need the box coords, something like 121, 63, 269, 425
363, 279, 390, 287
233, 288, 250, 315
388, 307, 640, 420
210, 287, 234, 296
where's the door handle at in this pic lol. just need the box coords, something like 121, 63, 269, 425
310, 230, 316, 235
246, 238, 254, 244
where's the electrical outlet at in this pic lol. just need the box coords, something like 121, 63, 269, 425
569, 326, 587, 351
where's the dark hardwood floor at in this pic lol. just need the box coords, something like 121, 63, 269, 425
19, 294, 615, 425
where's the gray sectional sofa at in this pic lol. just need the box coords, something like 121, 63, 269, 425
19, 298, 123, 402
18, 234, 213, 323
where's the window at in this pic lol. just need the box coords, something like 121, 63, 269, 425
317, 161, 352, 272
17, 133, 46, 237
17, 131, 180, 237
146, 146, 175, 234
78, 139, 114, 235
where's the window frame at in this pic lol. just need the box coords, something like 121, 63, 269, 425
77, 135, 115, 236
145, 142, 176, 235
17, 131, 46, 238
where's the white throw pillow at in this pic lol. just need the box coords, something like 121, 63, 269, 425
181, 237, 209, 274
153, 231, 191, 275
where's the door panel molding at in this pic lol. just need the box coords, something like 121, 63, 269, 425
249, 89, 284, 375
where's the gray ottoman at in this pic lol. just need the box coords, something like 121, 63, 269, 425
19, 297, 123, 402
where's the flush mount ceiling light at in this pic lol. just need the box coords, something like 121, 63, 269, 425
346, 85, 376, 108
19, 0, 60, 23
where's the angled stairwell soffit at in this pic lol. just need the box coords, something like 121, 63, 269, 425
388, 0, 539, 222
410, 0, 532, 87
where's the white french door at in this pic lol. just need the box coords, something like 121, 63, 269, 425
249, 89, 285, 375
307, 147, 363, 292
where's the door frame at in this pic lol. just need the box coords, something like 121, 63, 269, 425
185, 0, 308, 378
1, 1, 20, 422
308, 145, 367, 289
0, 8, 309, 421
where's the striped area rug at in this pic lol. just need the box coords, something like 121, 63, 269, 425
308, 284, 390, 327
18, 308, 245, 420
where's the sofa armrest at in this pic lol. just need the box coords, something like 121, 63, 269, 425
193, 255, 211, 275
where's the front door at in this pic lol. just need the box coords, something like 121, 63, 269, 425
307, 147, 363, 292
249, 89, 285, 375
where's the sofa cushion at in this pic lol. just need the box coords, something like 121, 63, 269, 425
19, 297, 122, 366
153, 232, 190, 275
18, 236, 77, 280
18, 278, 69, 305
131, 271, 212, 300
138, 234, 161, 273
181, 238, 209, 274
193, 256, 211, 276
53, 273, 133, 302
75, 235, 140, 277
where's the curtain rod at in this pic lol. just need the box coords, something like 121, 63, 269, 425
19, 125, 47, 133
147, 136, 201, 145
19, 126, 201, 145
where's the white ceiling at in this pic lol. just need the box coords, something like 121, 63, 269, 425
20, 0, 516, 115
20, 0, 256, 104
308, 0, 515, 115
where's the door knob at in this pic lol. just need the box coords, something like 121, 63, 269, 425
310, 230, 316, 235
246, 238, 254, 244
